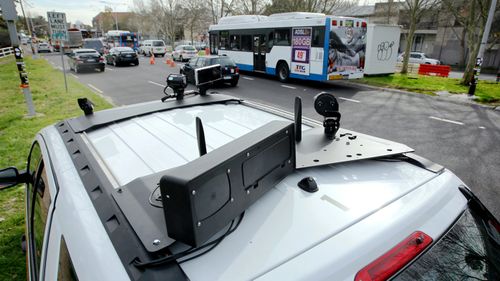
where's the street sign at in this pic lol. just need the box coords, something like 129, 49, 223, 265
47, 12, 68, 41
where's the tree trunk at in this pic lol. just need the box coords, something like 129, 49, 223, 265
462, 44, 479, 85
401, 19, 417, 74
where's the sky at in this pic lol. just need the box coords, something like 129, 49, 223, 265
21, 0, 384, 26
22, 0, 135, 25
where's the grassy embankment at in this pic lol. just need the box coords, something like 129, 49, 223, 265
360, 74, 499, 104
0, 55, 111, 281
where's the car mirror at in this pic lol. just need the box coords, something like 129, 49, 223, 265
0, 167, 27, 190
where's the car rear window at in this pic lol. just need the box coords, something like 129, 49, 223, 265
153, 41, 164, 46
210, 57, 236, 67
83, 41, 103, 49
393, 206, 500, 280
183, 46, 196, 51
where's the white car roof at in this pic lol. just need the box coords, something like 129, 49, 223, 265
47, 95, 466, 280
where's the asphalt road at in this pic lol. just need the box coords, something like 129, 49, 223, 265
42, 52, 500, 220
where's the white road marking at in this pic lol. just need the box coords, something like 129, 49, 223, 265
338, 97, 361, 103
429, 116, 464, 125
148, 81, 166, 87
281, 85, 296, 89
70, 74, 79, 79
106, 67, 114, 70
479, 126, 486, 129
88, 84, 103, 94
242, 77, 254, 80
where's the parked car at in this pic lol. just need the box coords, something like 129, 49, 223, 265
83, 38, 106, 55
140, 40, 167, 57
105, 47, 139, 66
172, 45, 197, 61
180, 55, 239, 86
67, 48, 105, 73
1, 91, 499, 281
398, 52, 440, 65
37, 42, 52, 53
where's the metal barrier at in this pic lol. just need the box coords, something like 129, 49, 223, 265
0, 47, 14, 58
418, 64, 451, 77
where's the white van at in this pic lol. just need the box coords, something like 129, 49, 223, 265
140, 39, 167, 57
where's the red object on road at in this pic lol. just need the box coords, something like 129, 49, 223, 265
150, 55, 155, 65
418, 64, 451, 77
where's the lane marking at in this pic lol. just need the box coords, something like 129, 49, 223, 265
429, 116, 464, 125
479, 126, 486, 129
88, 84, 103, 94
338, 97, 361, 103
242, 77, 254, 81
106, 67, 114, 70
70, 73, 79, 79
148, 81, 166, 87
281, 85, 296, 89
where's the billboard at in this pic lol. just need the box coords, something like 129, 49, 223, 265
328, 20, 366, 79
291, 27, 312, 76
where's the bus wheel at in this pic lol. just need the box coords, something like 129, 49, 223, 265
277, 62, 289, 82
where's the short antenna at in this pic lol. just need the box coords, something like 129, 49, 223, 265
196, 117, 207, 156
294, 97, 302, 142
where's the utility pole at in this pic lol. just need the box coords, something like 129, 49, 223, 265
468, 0, 497, 96
0, 0, 37, 117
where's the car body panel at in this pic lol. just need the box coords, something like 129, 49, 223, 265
39, 126, 129, 281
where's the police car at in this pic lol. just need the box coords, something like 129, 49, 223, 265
1, 67, 499, 281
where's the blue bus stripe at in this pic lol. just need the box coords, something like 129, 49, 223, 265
323, 18, 330, 80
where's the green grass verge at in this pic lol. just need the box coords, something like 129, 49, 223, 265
358, 74, 500, 104
0, 55, 111, 281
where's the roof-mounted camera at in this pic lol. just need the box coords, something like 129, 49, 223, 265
314, 93, 341, 139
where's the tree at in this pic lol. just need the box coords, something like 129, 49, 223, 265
181, 0, 210, 43
400, 0, 441, 75
209, 0, 238, 24
264, 0, 358, 15
237, 0, 269, 14
441, 0, 498, 85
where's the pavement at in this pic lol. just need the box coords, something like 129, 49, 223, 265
41, 52, 500, 220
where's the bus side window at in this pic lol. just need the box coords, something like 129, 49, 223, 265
312, 27, 325, 47
268, 32, 274, 51
230, 35, 240, 50
274, 28, 290, 46
241, 35, 252, 51
220, 31, 229, 50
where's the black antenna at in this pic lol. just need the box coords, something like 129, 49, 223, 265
294, 97, 302, 142
196, 117, 207, 156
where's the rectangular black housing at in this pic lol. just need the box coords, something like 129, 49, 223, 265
160, 121, 295, 247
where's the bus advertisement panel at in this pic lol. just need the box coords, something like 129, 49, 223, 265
328, 19, 366, 80
291, 27, 312, 76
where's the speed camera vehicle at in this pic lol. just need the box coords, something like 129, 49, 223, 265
1, 66, 499, 281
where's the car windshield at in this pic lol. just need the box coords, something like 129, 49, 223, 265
76, 51, 98, 55
393, 206, 500, 280
210, 57, 236, 67
84, 41, 103, 49
153, 41, 164, 46
183, 46, 196, 51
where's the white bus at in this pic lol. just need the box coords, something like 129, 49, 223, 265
209, 12, 367, 82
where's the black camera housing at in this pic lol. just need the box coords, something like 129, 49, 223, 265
313, 93, 341, 139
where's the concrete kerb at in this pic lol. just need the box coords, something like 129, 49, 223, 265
336, 80, 498, 111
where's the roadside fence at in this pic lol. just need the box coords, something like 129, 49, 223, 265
0, 47, 14, 58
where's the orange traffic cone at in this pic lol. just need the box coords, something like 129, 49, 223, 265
150, 55, 155, 65
170, 61, 176, 67
166, 58, 172, 65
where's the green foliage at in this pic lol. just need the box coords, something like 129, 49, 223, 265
360, 74, 500, 104
0, 55, 111, 281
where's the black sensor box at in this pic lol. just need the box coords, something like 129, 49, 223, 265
160, 121, 295, 247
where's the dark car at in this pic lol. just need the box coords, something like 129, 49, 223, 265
67, 48, 105, 73
105, 47, 139, 66
83, 38, 106, 55
181, 55, 239, 87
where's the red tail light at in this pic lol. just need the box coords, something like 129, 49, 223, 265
332, 20, 337, 26
362, 22, 367, 28
354, 231, 432, 281
99, 57, 104, 62
235, 67, 239, 74
356, 22, 360, 27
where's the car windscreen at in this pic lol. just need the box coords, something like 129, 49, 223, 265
393, 206, 500, 281
153, 41, 164, 46
183, 46, 196, 51
83, 41, 103, 49
210, 57, 236, 67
